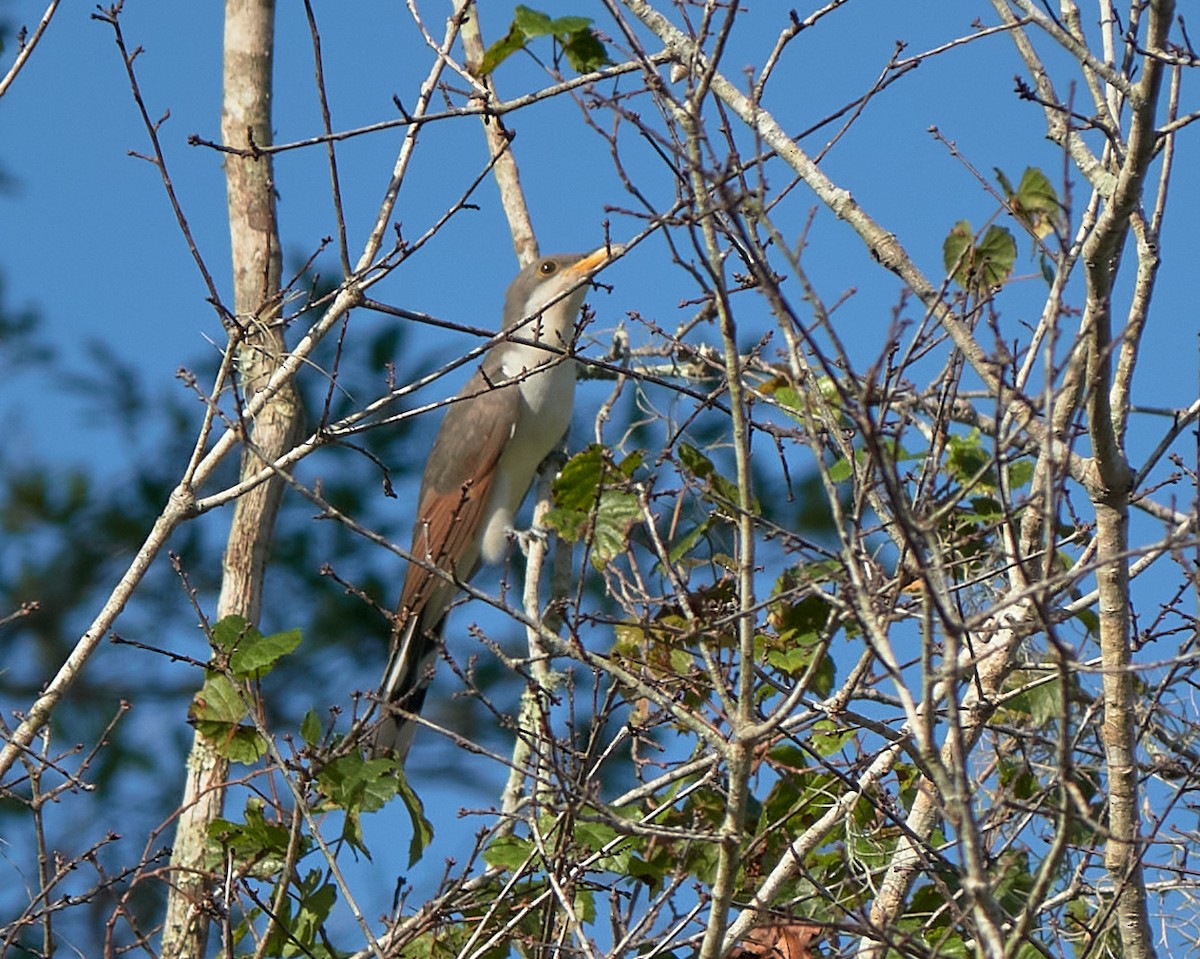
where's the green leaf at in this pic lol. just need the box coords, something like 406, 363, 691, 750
1073, 606, 1100, 635
760, 770, 840, 836
1011, 166, 1062, 238
994, 850, 1034, 913
943, 220, 1016, 292
827, 456, 853, 483
229, 627, 302, 680
975, 225, 1017, 286
513, 5, 554, 36
212, 727, 265, 764
1039, 252, 1057, 286
574, 888, 597, 924
765, 645, 812, 675
477, 6, 610, 77
677, 443, 757, 515
828, 442, 918, 487
764, 644, 834, 696
316, 752, 400, 815
190, 672, 246, 725
946, 429, 996, 488
207, 798, 295, 878
1004, 669, 1063, 726
811, 718, 854, 756
315, 752, 419, 860
969, 496, 1003, 521
575, 820, 620, 850
1015, 167, 1058, 211
623, 851, 667, 889
550, 445, 605, 512
300, 708, 322, 746
562, 28, 610, 73
211, 614, 256, 654
943, 219, 974, 282
189, 672, 267, 764
209, 615, 303, 680
765, 744, 809, 772
483, 833, 535, 871
771, 385, 807, 424
993, 166, 1014, 197
1007, 459, 1034, 490
588, 489, 642, 568
396, 768, 434, 867
264, 870, 336, 957
999, 758, 1038, 801
477, 23, 528, 76
667, 518, 710, 564
549, 14, 592, 33
774, 591, 829, 637
546, 445, 642, 568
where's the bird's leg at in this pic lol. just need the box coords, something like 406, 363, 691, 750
510, 524, 549, 556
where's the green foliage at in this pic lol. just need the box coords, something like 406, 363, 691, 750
760, 758, 840, 835
190, 614, 433, 876
943, 220, 1017, 294
188, 616, 306, 763
612, 579, 739, 711
1002, 669, 1064, 726
931, 430, 1044, 575
903, 880, 970, 957
810, 718, 855, 756
677, 442, 758, 516
944, 165, 1060, 297
208, 797, 298, 879
482, 833, 534, 871
945, 428, 997, 488
1001, 666, 1088, 727
996, 165, 1063, 241
300, 708, 323, 746
998, 757, 1038, 802
202, 721, 425, 951
546, 445, 643, 569
665, 514, 713, 565
993, 850, 1035, 918
828, 439, 919, 485
211, 801, 340, 957
213, 615, 304, 680
477, 6, 611, 76
394, 768, 435, 866
944, 427, 1034, 496
761, 588, 836, 696
258, 869, 338, 959
315, 751, 409, 858
401, 922, 509, 959
1008, 457, 1035, 490
315, 753, 397, 817
188, 670, 268, 764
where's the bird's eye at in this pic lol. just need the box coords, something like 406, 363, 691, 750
538, 259, 558, 277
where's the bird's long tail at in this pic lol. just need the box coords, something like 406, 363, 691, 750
370, 614, 441, 759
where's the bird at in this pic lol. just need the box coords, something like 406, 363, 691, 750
371, 247, 613, 759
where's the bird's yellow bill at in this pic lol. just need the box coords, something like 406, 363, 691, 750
566, 246, 615, 275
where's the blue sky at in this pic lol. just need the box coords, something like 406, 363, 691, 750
3, 0, 1198, 945
6, 0, 1192, 455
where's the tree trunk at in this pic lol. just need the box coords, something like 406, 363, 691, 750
160, 2, 299, 955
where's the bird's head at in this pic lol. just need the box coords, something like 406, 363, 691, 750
501, 247, 613, 345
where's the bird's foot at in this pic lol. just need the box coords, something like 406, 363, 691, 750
511, 525, 549, 555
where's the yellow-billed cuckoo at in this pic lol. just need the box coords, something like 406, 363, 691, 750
372, 247, 612, 758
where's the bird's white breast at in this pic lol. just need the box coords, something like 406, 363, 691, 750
477, 345, 577, 563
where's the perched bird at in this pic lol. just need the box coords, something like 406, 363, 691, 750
372, 248, 612, 759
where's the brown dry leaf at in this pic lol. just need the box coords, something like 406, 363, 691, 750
733, 921, 822, 959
